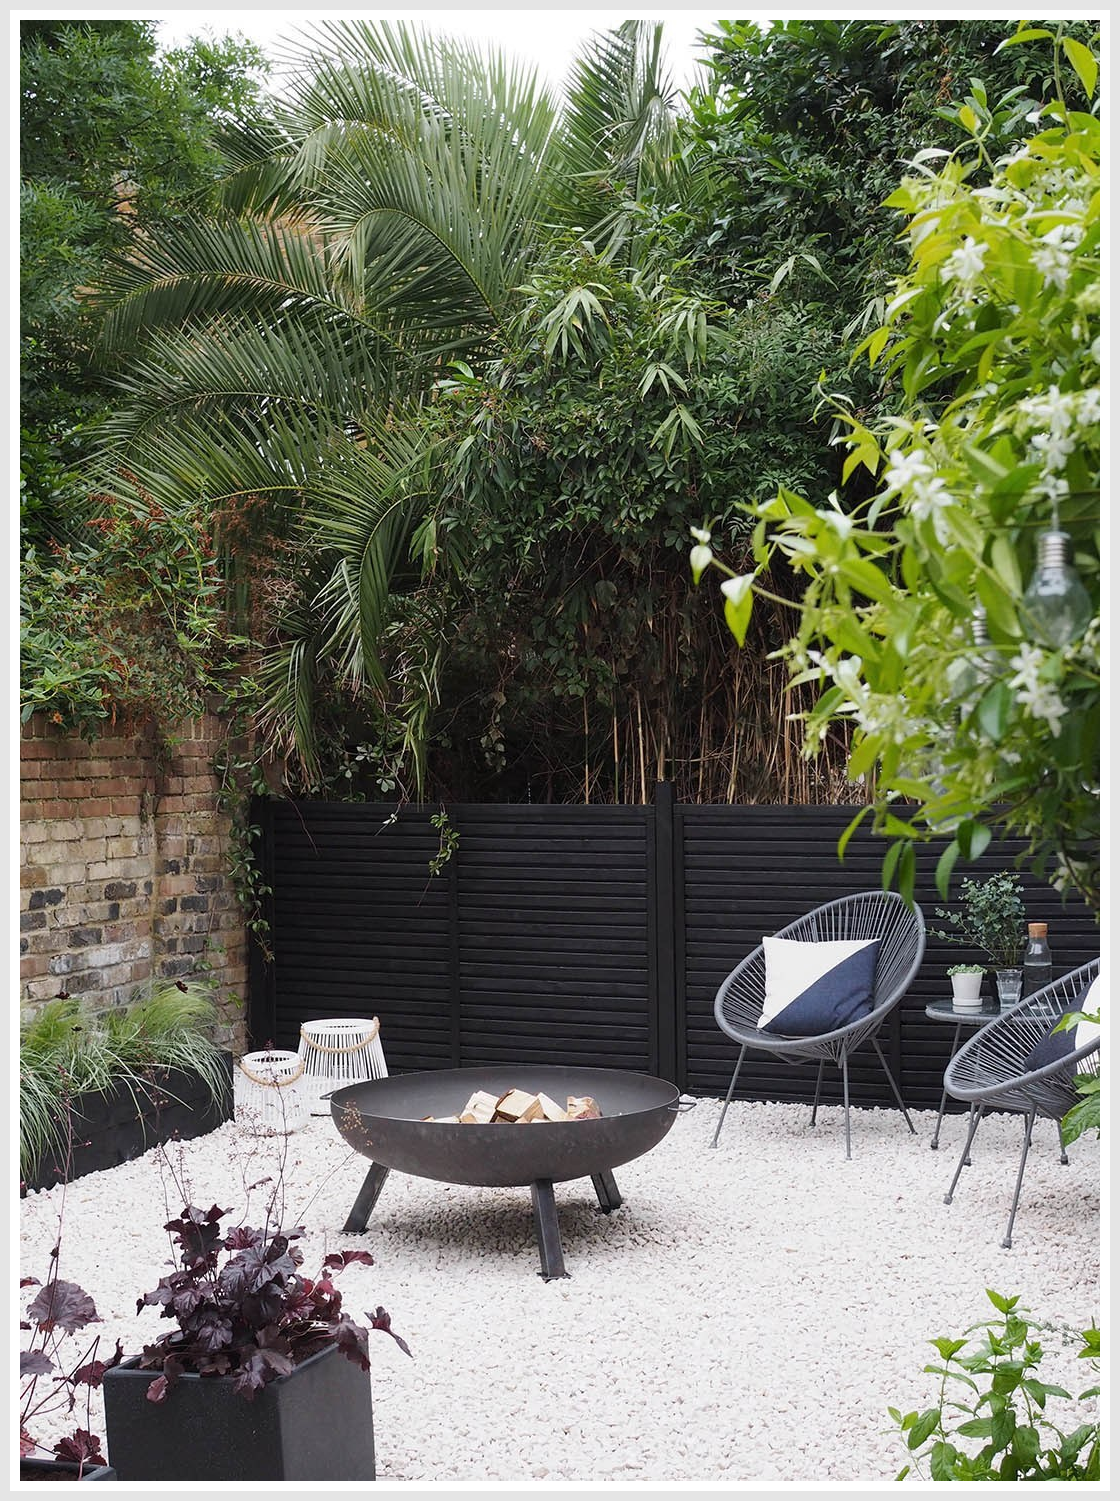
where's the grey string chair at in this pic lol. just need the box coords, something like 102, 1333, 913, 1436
942, 958, 1100, 1248
710, 891, 926, 1158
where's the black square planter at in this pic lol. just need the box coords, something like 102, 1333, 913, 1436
102, 1344, 376, 1481
19, 1458, 117, 1480
23, 1054, 233, 1193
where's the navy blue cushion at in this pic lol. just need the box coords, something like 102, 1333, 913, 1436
1023, 982, 1094, 1072
760, 940, 881, 1037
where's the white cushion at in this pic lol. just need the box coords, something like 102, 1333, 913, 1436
759, 935, 879, 1028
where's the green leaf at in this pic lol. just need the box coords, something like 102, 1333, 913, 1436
956, 819, 992, 861
935, 840, 961, 899
996, 28, 1053, 48
897, 841, 916, 906
957, 1417, 993, 1438
1062, 38, 1098, 99
720, 576, 755, 648
975, 681, 1012, 741
990, 1405, 1016, 1450
881, 839, 903, 891
838, 805, 872, 861
929, 1441, 959, 1480
1012, 1424, 1040, 1466
908, 1408, 941, 1450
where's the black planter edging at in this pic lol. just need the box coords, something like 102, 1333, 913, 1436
19, 1458, 117, 1480
102, 1345, 376, 1481
22, 1053, 233, 1194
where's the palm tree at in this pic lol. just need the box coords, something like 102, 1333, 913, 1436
92, 18, 694, 781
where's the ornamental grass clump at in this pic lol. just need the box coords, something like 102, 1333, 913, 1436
20, 981, 230, 1186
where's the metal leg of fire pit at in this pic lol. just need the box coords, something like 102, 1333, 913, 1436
343, 1160, 391, 1233
590, 1170, 622, 1213
530, 1179, 569, 1281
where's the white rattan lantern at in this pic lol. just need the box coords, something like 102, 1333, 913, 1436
296, 1017, 387, 1114
235, 1049, 311, 1135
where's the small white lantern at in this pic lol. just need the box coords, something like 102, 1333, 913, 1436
296, 1018, 387, 1114
235, 1049, 311, 1135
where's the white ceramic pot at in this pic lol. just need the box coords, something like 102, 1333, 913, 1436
950, 971, 984, 1006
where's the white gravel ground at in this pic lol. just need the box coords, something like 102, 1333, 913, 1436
19, 1098, 1099, 1490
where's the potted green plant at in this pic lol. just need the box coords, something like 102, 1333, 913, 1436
101, 1199, 411, 1481
946, 964, 985, 1007
934, 872, 1026, 1004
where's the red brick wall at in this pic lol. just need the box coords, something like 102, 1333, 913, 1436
20, 712, 248, 1049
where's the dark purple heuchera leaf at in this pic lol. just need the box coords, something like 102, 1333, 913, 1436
368, 1306, 412, 1357
54, 1430, 107, 1467
21, 1276, 41, 1288
241, 1282, 288, 1328
188, 1309, 235, 1352
20, 1426, 37, 1458
232, 1328, 296, 1399
27, 1280, 99, 1334
21, 1350, 54, 1377
166, 1204, 228, 1268
334, 1316, 371, 1372
322, 1250, 375, 1272
224, 1225, 263, 1251
73, 1341, 123, 1388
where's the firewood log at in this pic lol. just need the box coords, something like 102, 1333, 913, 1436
566, 1095, 602, 1120
494, 1087, 538, 1121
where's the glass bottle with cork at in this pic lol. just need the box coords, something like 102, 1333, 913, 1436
1022, 922, 1053, 997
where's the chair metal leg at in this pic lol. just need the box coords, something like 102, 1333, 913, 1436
931, 1022, 962, 1149
810, 1060, 825, 1127
711, 1042, 748, 1147
1002, 1109, 1036, 1249
944, 1105, 982, 1204
841, 1046, 851, 1160
1057, 1119, 1069, 1165
871, 1036, 916, 1135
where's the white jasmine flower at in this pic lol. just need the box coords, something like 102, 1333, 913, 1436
1008, 646, 1067, 736
689, 544, 713, 578
881, 448, 934, 496
941, 236, 986, 289
720, 573, 754, 606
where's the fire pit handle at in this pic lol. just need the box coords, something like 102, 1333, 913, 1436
668, 1097, 697, 1113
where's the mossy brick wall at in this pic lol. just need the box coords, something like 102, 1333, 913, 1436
20, 712, 247, 1049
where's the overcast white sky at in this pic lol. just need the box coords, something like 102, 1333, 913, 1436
155, 10, 731, 93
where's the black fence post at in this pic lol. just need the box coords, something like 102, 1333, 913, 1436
652, 782, 682, 1085
246, 793, 277, 1050
447, 812, 461, 1070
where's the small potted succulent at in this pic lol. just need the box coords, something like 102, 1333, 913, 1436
946, 964, 985, 1007
101, 1201, 411, 1481
20, 1268, 121, 1480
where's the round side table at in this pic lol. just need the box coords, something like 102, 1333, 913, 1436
924, 998, 1000, 1150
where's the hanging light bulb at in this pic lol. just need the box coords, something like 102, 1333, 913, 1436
1021, 529, 1093, 648
946, 605, 999, 700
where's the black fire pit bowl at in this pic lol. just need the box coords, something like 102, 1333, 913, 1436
329, 1065, 689, 1280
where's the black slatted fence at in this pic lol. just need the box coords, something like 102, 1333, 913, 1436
250, 790, 1096, 1110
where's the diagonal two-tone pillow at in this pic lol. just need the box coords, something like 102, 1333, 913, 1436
1023, 975, 1101, 1072
759, 936, 881, 1037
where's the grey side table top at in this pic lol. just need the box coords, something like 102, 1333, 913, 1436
924, 999, 1002, 1026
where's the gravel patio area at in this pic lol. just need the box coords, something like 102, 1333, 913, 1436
19, 1096, 1100, 1489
